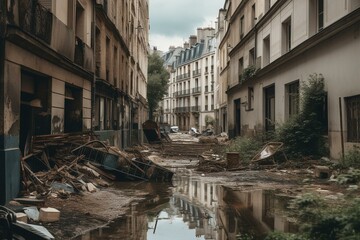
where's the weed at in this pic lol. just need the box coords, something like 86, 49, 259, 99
223, 137, 262, 163
340, 145, 360, 168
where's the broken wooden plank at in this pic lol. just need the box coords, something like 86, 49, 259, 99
84, 162, 116, 181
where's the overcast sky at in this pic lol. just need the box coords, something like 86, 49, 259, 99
149, 0, 224, 52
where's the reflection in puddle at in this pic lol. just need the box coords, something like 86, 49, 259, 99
77, 172, 298, 240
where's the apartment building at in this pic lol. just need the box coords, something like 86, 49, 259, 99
221, 0, 360, 158
94, 0, 149, 148
0, 0, 148, 204
161, 28, 217, 132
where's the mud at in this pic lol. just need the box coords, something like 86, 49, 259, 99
37, 147, 357, 239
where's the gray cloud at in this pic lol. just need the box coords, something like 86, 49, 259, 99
149, 0, 224, 37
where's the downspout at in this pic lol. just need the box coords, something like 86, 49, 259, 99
91, 0, 96, 131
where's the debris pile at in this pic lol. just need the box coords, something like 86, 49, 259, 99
20, 133, 114, 199
20, 132, 173, 201
196, 152, 227, 173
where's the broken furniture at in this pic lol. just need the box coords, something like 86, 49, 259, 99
251, 142, 288, 164
142, 120, 171, 144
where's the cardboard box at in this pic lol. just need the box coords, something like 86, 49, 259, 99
39, 207, 60, 222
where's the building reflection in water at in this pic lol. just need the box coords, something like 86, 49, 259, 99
77, 173, 298, 240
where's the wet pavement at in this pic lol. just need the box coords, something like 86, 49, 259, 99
74, 169, 298, 240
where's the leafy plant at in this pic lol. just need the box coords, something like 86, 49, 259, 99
335, 168, 360, 185
147, 52, 169, 120
340, 145, 360, 168
241, 65, 258, 82
276, 73, 328, 159
223, 137, 262, 163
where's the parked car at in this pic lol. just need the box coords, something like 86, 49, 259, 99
170, 126, 179, 133
188, 127, 200, 136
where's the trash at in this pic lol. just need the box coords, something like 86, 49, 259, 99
13, 221, 55, 239
51, 182, 75, 194
39, 207, 60, 222
24, 206, 39, 221
251, 142, 288, 164
15, 212, 28, 223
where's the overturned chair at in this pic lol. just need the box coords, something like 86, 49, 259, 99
251, 142, 288, 164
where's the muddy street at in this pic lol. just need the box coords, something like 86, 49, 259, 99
42, 149, 345, 240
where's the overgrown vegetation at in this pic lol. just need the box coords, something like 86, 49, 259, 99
241, 65, 258, 82
275, 73, 328, 159
339, 145, 360, 168
221, 137, 262, 163
266, 195, 360, 240
147, 52, 169, 120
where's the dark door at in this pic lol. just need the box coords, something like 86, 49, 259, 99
265, 85, 275, 131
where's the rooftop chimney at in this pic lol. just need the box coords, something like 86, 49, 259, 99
189, 35, 197, 47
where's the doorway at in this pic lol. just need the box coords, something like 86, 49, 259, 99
20, 70, 51, 155
64, 85, 83, 133
264, 85, 275, 132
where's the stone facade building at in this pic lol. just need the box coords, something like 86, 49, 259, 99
0, 0, 148, 204
218, 0, 360, 158
161, 28, 217, 132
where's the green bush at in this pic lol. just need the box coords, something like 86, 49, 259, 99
277, 195, 360, 240
340, 145, 360, 168
276, 74, 328, 159
223, 137, 262, 163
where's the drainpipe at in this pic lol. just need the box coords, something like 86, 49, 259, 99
91, 0, 96, 131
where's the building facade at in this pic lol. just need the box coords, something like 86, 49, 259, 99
222, 0, 360, 158
161, 28, 217, 132
0, 0, 148, 204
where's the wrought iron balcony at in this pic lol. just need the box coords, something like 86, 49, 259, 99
19, 0, 53, 44
192, 87, 201, 94
192, 69, 201, 77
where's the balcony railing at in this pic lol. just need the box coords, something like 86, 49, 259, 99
193, 69, 201, 77
176, 73, 190, 81
174, 107, 190, 113
19, 0, 53, 44
192, 87, 201, 94
174, 89, 191, 97
191, 106, 200, 112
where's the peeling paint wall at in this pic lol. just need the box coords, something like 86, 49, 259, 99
4, 62, 20, 136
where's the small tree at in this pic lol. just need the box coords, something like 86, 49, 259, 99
276, 73, 328, 159
147, 53, 169, 120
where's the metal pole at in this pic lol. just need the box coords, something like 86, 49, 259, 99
339, 97, 345, 159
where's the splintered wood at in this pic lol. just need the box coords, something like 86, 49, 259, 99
21, 132, 113, 199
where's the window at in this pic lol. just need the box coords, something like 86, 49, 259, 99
346, 95, 360, 142
95, 95, 113, 130
263, 35, 270, 66
249, 48, 255, 66
265, 0, 271, 12
282, 18, 291, 54
238, 57, 244, 82
251, 4, 256, 27
286, 81, 299, 119
240, 15, 244, 39
318, 0, 324, 31
247, 87, 254, 110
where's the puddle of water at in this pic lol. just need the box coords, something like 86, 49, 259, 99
75, 173, 298, 240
